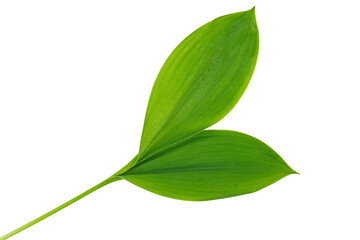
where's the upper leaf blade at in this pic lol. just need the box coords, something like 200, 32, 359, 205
138, 8, 259, 161
120, 130, 296, 201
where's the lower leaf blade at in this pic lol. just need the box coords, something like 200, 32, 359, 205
120, 130, 297, 201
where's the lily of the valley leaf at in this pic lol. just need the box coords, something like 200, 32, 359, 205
0, 7, 297, 240
137, 8, 259, 163
120, 130, 296, 201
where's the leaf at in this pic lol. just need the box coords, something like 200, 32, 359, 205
0, 9, 298, 240
119, 130, 296, 201
137, 8, 259, 162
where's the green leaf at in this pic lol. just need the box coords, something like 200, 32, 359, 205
137, 8, 259, 162
0, 9, 298, 240
119, 130, 296, 201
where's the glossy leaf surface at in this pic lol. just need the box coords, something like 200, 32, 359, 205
120, 130, 296, 201
138, 8, 259, 162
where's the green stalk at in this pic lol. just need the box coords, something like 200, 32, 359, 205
0, 176, 120, 240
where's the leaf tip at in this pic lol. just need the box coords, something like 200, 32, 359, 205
281, 160, 299, 176
230, 6, 256, 20
288, 167, 299, 175
245, 6, 256, 15
241, 6, 258, 26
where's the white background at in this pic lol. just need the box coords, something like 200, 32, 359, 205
1, 0, 359, 239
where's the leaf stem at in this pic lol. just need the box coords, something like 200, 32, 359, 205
0, 176, 120, 240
